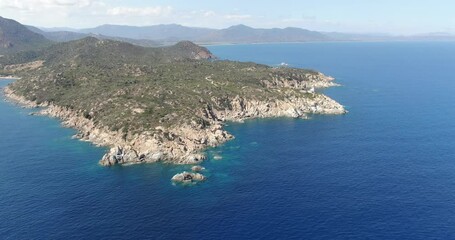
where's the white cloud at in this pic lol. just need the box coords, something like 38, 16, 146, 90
0, 0, 33, 10
0, 0, 92, 10
203, 11, 216, 17
42, 0, 91, 7
225, 14, 252, 20
0, 1, 256, 29
106, 6, 172, 17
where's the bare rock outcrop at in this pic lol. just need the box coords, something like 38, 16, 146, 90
171, 171, 206, 184
191, 165, 205, 172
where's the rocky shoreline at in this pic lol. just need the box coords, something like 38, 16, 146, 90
2, 73, 346, 177
0, 76, 20, 80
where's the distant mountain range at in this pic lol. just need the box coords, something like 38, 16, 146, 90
26, 25, 161, 47
25, 23, 332, 45
2, 15, 455, 55
31, 23, 455, 45
72, 24, 330, 44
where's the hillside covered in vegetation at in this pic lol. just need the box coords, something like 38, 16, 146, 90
0, 16, 52, 54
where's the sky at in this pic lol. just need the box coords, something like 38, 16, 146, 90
0, 0, 454, 34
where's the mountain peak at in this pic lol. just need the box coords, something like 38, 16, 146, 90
227, 24, 253, 30
0, 16, 52, 54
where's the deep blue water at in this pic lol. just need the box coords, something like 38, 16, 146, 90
2, 42, 455, 239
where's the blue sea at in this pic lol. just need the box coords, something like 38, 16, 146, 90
2, 42, 455, 239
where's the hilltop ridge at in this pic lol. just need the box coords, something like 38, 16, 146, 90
0, 37, 214, 67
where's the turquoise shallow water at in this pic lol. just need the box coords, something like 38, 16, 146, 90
2, 42, 455, 239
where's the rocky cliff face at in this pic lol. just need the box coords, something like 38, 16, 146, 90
98, 72, 345, 166
3, 72, 345, 167
262, 72, 339, 89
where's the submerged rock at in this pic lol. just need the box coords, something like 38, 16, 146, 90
171, 171, 206, 184
191, 165, 205, 172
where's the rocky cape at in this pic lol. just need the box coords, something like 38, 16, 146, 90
3, 73, 345, 168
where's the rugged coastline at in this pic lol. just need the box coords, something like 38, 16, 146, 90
0, 75, 19, 79
3, 75, 345, 169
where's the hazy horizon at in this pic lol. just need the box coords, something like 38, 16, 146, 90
1, 0, 454, 35
32, 23, 455, 38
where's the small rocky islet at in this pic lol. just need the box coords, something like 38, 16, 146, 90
172, 171, 206, 184
1, 35, 346, 183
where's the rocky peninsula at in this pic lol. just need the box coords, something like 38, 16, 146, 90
1, 37, 346, 179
